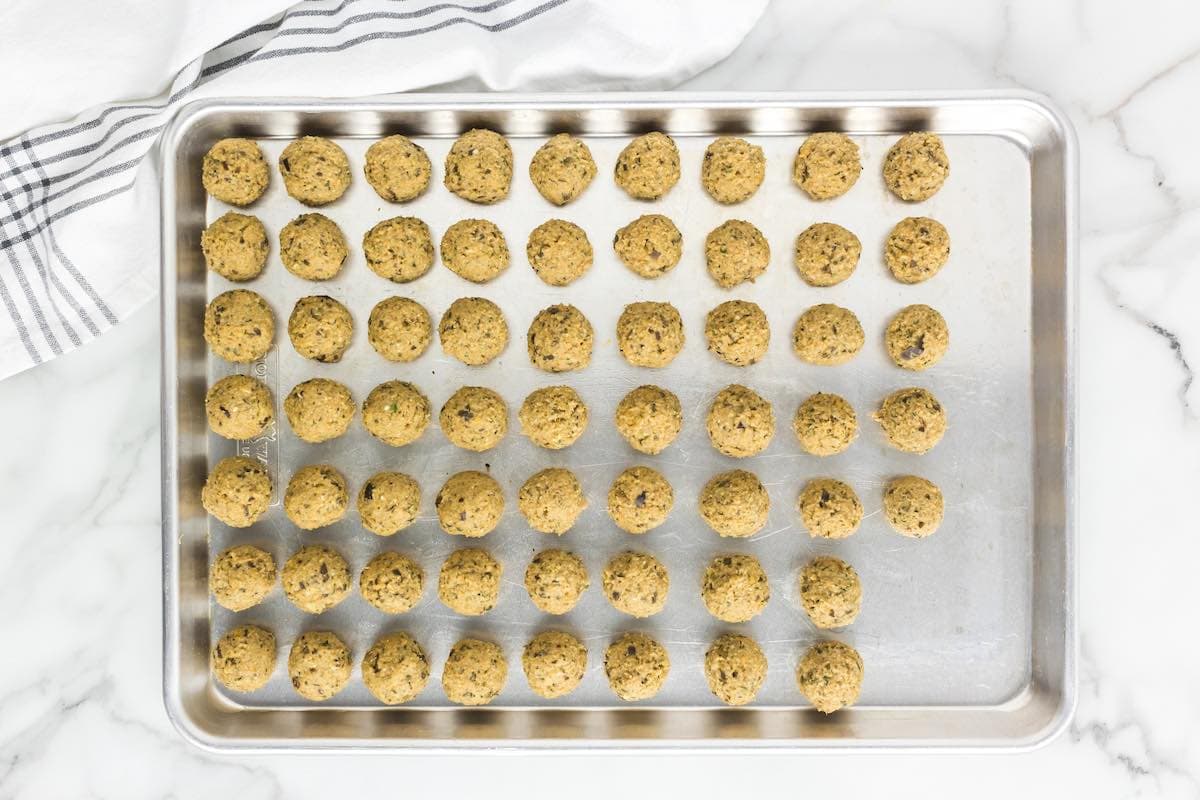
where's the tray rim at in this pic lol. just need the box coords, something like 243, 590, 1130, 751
160, 89, 1078, 754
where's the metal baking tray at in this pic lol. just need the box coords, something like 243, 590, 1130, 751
160, 92, 1076, 752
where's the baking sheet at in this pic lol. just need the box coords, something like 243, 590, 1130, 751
161, 94, 1075, 749
206, 130, 1032, 709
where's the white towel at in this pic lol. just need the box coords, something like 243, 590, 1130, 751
0, 0, 767, 379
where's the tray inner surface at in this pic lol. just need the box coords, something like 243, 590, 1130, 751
164, 97, 1072, 747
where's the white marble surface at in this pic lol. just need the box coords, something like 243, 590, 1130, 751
1, 0, 1199, 796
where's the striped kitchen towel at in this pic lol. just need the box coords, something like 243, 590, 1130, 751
0, 0, 766, 379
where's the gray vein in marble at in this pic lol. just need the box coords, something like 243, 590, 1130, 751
0, 670, 281, 799
1070, 640, 1200, 795
1098, 271, 1196, 419
1059, 24, 1200, 425
1146, 322, 1195, 408
1098, 43, 1200, 119
1106, 112, 1182, 217
991, 0, 1019, 87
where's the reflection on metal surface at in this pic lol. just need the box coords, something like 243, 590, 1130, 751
161, 93, 1076, 751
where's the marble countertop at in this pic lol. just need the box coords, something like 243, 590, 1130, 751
2, 0, 1198, 797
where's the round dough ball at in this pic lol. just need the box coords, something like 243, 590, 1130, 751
526, 219, 593, 286
210, 544, 276, 612
205, 374, 273, 440
288, 631, 351, 701
614, 385, 682, 455
362, 632, 430, 705
705, 219, 770, 289
362, 380, 431, 447
363, 216, 435, 284
442, 638, 507, 706
792, 132, 862, 200
524, 549, 589, 615
607, 466, 674, 534
701, 136, 766, 204
279, 213, 348, 281
530, 134, 597, 205
704, 633, 767, 706
364, 135, 432, 203
211, 625, 276, 693
519, 468, 587, 534
698, 469, 769, 538
201, 212, 268, 282
281, 544, 352, 613
439, 547, 502, 616
797, 640, 863, 713
794, 222, 861, 287
885, 304, 949, 370
886, 217, 950, 284
602, 551, 669, 617
883, 475, 944, 538
523, 630, 587, 699
797, 478, 863, 539
284, 464, 348, 530
873, 387, 947, 454
706, 384, 776, 458
438, 297, 508, 365
527, 304, 594, 372
613, 214, 682, 279
518, 385, 588, 449
440, 218, 510, 283
604, 632, 669, 701
615, 302, 684, 368
288, 295, 353, 363
278, 136, 351, 206
284, 378, 354, 443
359, 551, 424, 613
204, 289, 274, 363
201, 456, 271, 528
202, 138, 269, 206
793, 392, 857, 456
800, 556, 862, 629
443, 129, 513, 204
792, 304, 864, 366
357, 471, 420, 536
367, 296, 432, 363
884, 132, 949, 202
705, 300, 769, 367
439, 386, 507, 452
614, 131, 680, 200
701, 553, 770, 623
435, 470, 504, 537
